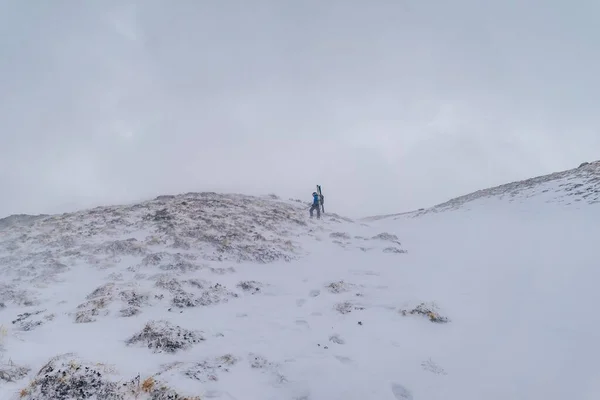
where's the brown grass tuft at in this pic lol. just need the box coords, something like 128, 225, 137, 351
141, 376, 155, 392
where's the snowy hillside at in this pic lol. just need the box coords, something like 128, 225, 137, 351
365, 160, 600, 221
0, 192, 408, 400
1, 181, 599, 400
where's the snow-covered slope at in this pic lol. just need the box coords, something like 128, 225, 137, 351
365, 160, 600, 221
1, 179, 599, 400
0, 192, 407, 400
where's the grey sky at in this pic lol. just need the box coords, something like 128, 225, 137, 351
1, 0, 599, 218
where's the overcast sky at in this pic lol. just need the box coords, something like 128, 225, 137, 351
1, 0, 599, 218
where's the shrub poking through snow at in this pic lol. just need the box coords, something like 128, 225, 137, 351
161, 353, 283, 386
0, 283, 36, 307
19, 354, 201, 400
11, 309, 48, 331
74, 283, 150, 322
135, 251, 205, 274
159, 354, 239, 383
237, 280, 263, 294
189, 282, 238, 306
155, 276, 238, 308
120, 307, 141, 317
383, 247, 407, 254
154, 276, 183, 293
86, 283, 117, 300
118, 289, 150, 317
0, 359, 30, 382
74, 298, 110, 323
173, 283, 237, 308
400, 302, 449, 323
125, 320, 205, 353
97, 238, 148, 257
326, 280, 355, 294
371, 232, 401, 244
249, 354, 273, 369
74, 283, 116, 323
119, 289, 149, 308
20, 354, 122, 400
124, 374, 201, 400
334, 301, 365, 314
330, 232, 351, 240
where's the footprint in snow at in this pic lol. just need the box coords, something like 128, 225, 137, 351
295, 319, 310, 328
334, 355, 352, 364
329, 334, 345, 344
296, 299, 307, 307
391, 383, 413, 400
309, 289, 320, 297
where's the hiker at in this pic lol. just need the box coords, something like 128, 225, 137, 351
310, 192, 321, 219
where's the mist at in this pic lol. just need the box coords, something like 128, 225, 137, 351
1, 0, 598, 218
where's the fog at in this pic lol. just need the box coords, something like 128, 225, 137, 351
1, 0, 598, 218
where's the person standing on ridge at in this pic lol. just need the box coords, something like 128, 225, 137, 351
310, 191, 321, 219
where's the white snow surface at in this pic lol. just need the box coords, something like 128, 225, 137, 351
365, 160, 600, 221
0, 177, 599, 399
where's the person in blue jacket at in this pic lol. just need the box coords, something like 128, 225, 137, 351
310, 192, 321, 219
